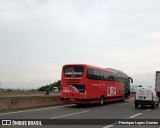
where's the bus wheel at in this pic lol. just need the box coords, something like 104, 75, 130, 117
76, 104, 82, 106
100, 96, 105, 106
151, 104, 155, 109
122, 95, 126, 102
135, 103, 138, 109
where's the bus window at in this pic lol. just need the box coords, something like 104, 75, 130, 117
97, 70, 101, 80
92, 70, 100, 80
64, 66, 84, 77
87, 68, 94, 79
87, 69, 101, 80
124, 78, 129, 85
101, 71, 106, 80
101, 71, 111, 81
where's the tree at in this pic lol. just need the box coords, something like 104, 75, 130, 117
38, 80, 61, 91
38, 86, 47, 91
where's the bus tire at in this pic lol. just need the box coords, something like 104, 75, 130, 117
122, 95, 126, 102
76, 104, 82, 107
156, 102, 159, 107
151, 104, 155, 109
100, 96, 105, 106
135, 103, 138, 109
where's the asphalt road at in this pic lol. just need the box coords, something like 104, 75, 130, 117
0, 97, 160, 128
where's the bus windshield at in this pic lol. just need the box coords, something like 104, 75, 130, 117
64, 66, 84, 77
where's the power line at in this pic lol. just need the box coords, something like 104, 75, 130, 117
0, 72, 55, 83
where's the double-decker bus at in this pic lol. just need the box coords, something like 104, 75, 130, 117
60, 64, 133, 105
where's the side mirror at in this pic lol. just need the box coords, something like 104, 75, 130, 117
129, 77, 133, 83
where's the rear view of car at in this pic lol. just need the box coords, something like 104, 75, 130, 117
134, 87, 159, 109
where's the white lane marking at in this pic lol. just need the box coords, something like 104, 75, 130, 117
128, 113, 142, 119
50, 110, 90, 119
102, 111, 144, 128
118, 103, 129, 105
0, 104, 75, 116
102, 112, 143, 128
145, 109, 151, 112
102, 125, 115, 128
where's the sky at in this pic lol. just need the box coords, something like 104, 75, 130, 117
0, 0, 160, 89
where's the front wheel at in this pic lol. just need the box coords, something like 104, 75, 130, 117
156, 102, 159, 107
151, 104, 155, 109
122, 95, 126, 102
135, 103, 138, 109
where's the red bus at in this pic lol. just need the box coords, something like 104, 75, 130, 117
60, 64, 133, 105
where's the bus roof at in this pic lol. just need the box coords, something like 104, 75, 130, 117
63, 64, 121, 74
107, 68, 128, 77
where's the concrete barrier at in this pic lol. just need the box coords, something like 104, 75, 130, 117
0, 95, 62, 111
0, 93, 136, 112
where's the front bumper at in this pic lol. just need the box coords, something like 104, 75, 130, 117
134, 100, 155, 105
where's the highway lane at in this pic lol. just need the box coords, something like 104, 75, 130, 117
0, 97, 160, 128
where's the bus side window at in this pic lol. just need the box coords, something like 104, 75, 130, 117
104, 71, 108, 80
110, 75, 115, 81
114, 75, 117, 81
101, 71, 105, 80
93, 70, 97, 80
108, 72, 112, 81
92, 70, 101, 80
105, 72, 109, 81
87, 68, 94, 79
96, 70, 101, 80
124, 78, 129, 85
117, 77, 123, 82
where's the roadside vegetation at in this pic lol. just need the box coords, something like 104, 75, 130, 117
0, 80, 61, 96
38, 80, 61, 91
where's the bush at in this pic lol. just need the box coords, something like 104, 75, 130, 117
38, 80, 61, 91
